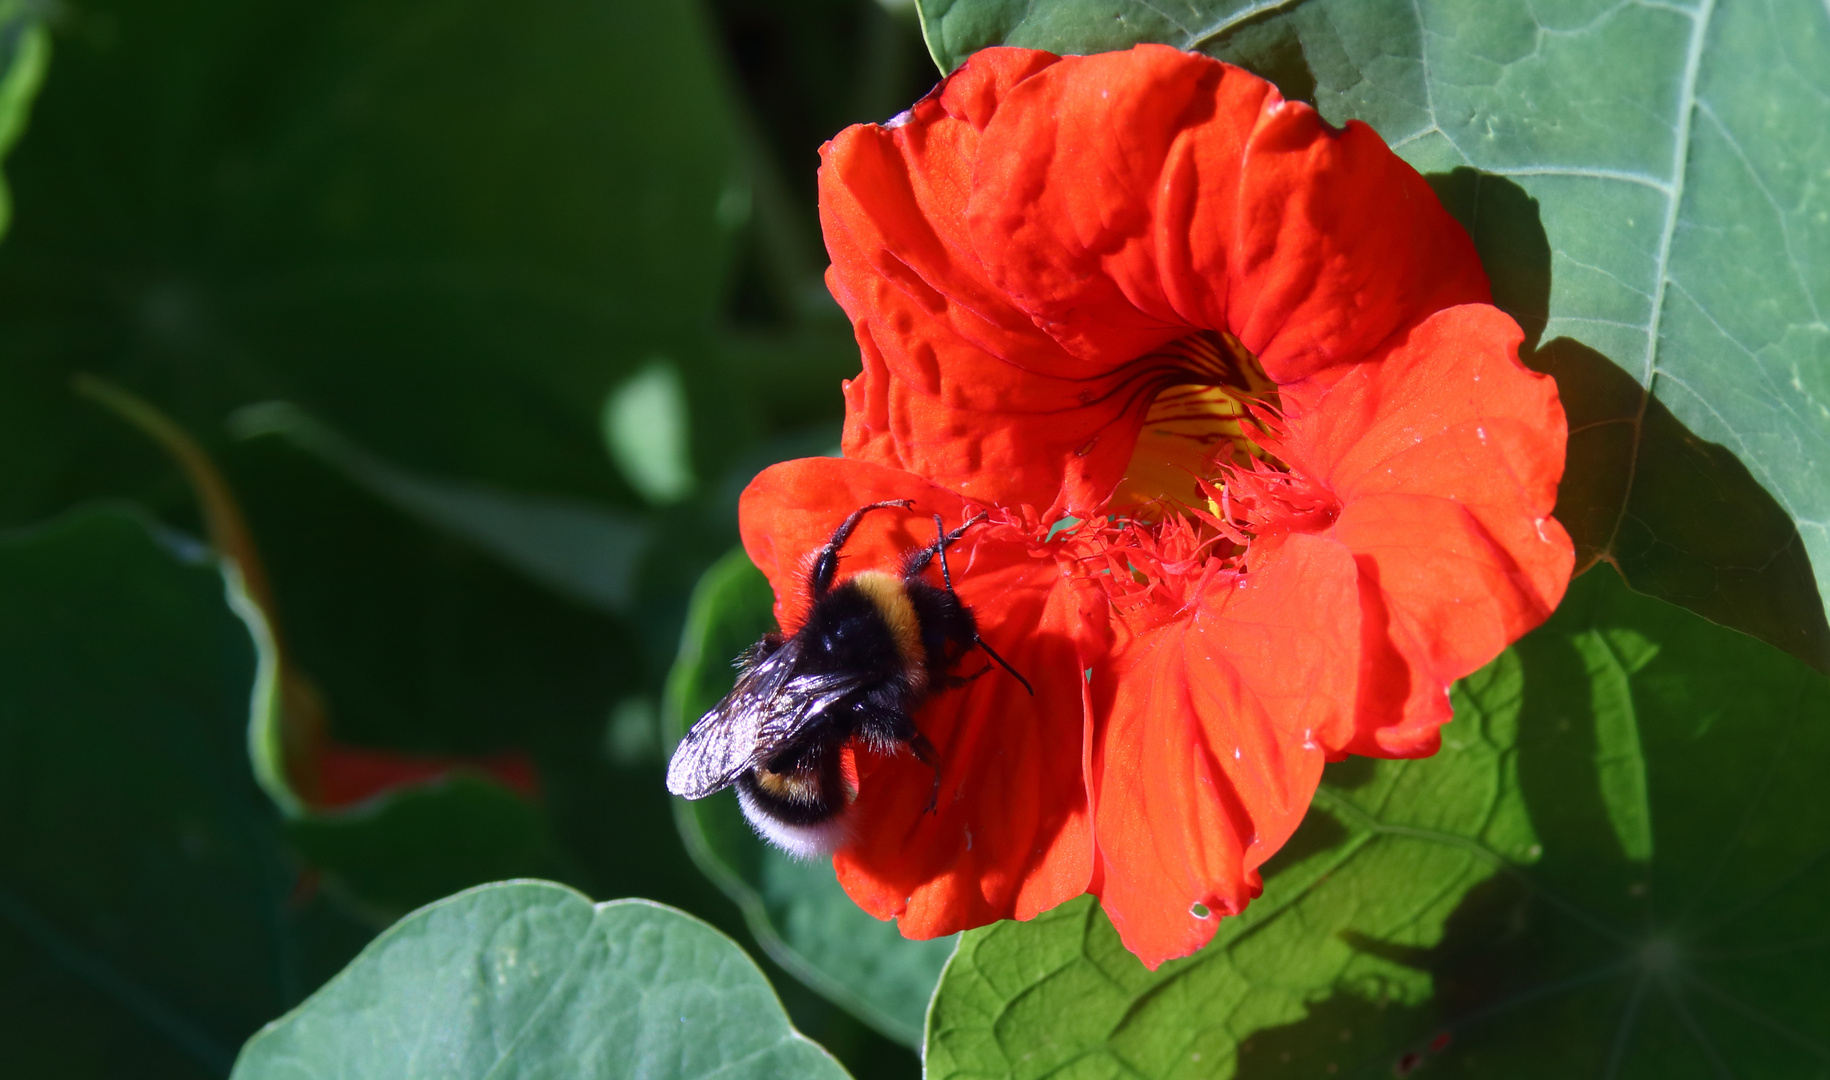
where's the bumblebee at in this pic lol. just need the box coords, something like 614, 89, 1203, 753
666, 500, 1030, 857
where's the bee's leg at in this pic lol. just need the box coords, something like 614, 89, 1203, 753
856, 702, 943, 814
973, 635, 1034, 696
903, 511, 988, 581
906, 513, 1036, 697
735, 632, 786, 671
935, 515, 956, 592
809, 499, 914, 599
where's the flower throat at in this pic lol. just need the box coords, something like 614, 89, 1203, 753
1111, 331, 1280, 514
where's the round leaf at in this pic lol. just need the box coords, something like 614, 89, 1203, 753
232, 880, 851, 1079
926, 566, 1830, 1077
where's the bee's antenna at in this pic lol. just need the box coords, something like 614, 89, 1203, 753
903, 512, 1029, 695
974, 634, 1034, 696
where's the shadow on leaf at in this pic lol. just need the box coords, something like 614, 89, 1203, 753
1229, 616, 1640, 1077
1232, 567, 1830, 1077
1205, 14, 1317, 107
1427, 168, 1829, 672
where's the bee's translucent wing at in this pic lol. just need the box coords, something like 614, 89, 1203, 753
665, 636, 872, 799
665, 711, 757, 800
666, 641, 793, 799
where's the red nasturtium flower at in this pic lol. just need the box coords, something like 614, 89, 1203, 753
740, 44, 1574, 967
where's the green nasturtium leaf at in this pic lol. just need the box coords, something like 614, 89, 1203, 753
925, 565, 1830, 1078
231, 881, 852, 1080
0, 507, 369, 1078
664, 548, 957, 1049
913, 0, 1830, 670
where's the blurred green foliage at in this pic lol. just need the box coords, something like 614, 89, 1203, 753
0, 0, 934, 1073
5, 0, 1825, 1074
0, 508, 369, 1079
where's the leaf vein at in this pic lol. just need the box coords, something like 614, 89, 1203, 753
1642, 0, 1716, 383
1664, 981, 1739, 1080
1604, 971, 1652, 1080
1312, 789, 1631, 945
1489, 165, 1674, 195
1187, 0, 1307, 49
1693, 99, 1823, 323
1682, 971, 1830, 1061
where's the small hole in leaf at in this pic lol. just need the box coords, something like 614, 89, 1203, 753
1190, 902, 1212, 919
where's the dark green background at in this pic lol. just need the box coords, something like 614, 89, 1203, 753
0, 0, 934, 1073
2, 0, 1824, 1075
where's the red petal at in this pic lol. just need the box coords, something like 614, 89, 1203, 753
1221, 98, 1489, 382
821, 53, 1133, 517
1279, 304, 1573, 754
963, 44, 1489, 381
739, 457, 1095, 933
820, 45, 1491, 518
1089, 532, 1356, 967
965, 44, 1228, 365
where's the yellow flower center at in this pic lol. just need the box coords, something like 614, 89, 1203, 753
1110, 331, 1279, 515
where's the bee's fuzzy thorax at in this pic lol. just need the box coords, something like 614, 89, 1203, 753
844, 570, 924, 676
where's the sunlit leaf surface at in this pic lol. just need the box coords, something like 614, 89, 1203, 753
231, 881, 853, 1080
926, 567, 1830, 1078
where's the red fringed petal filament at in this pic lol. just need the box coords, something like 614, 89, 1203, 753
741, 44, 1574, 967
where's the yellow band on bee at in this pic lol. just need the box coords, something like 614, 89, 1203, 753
848, 570, 924, 673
